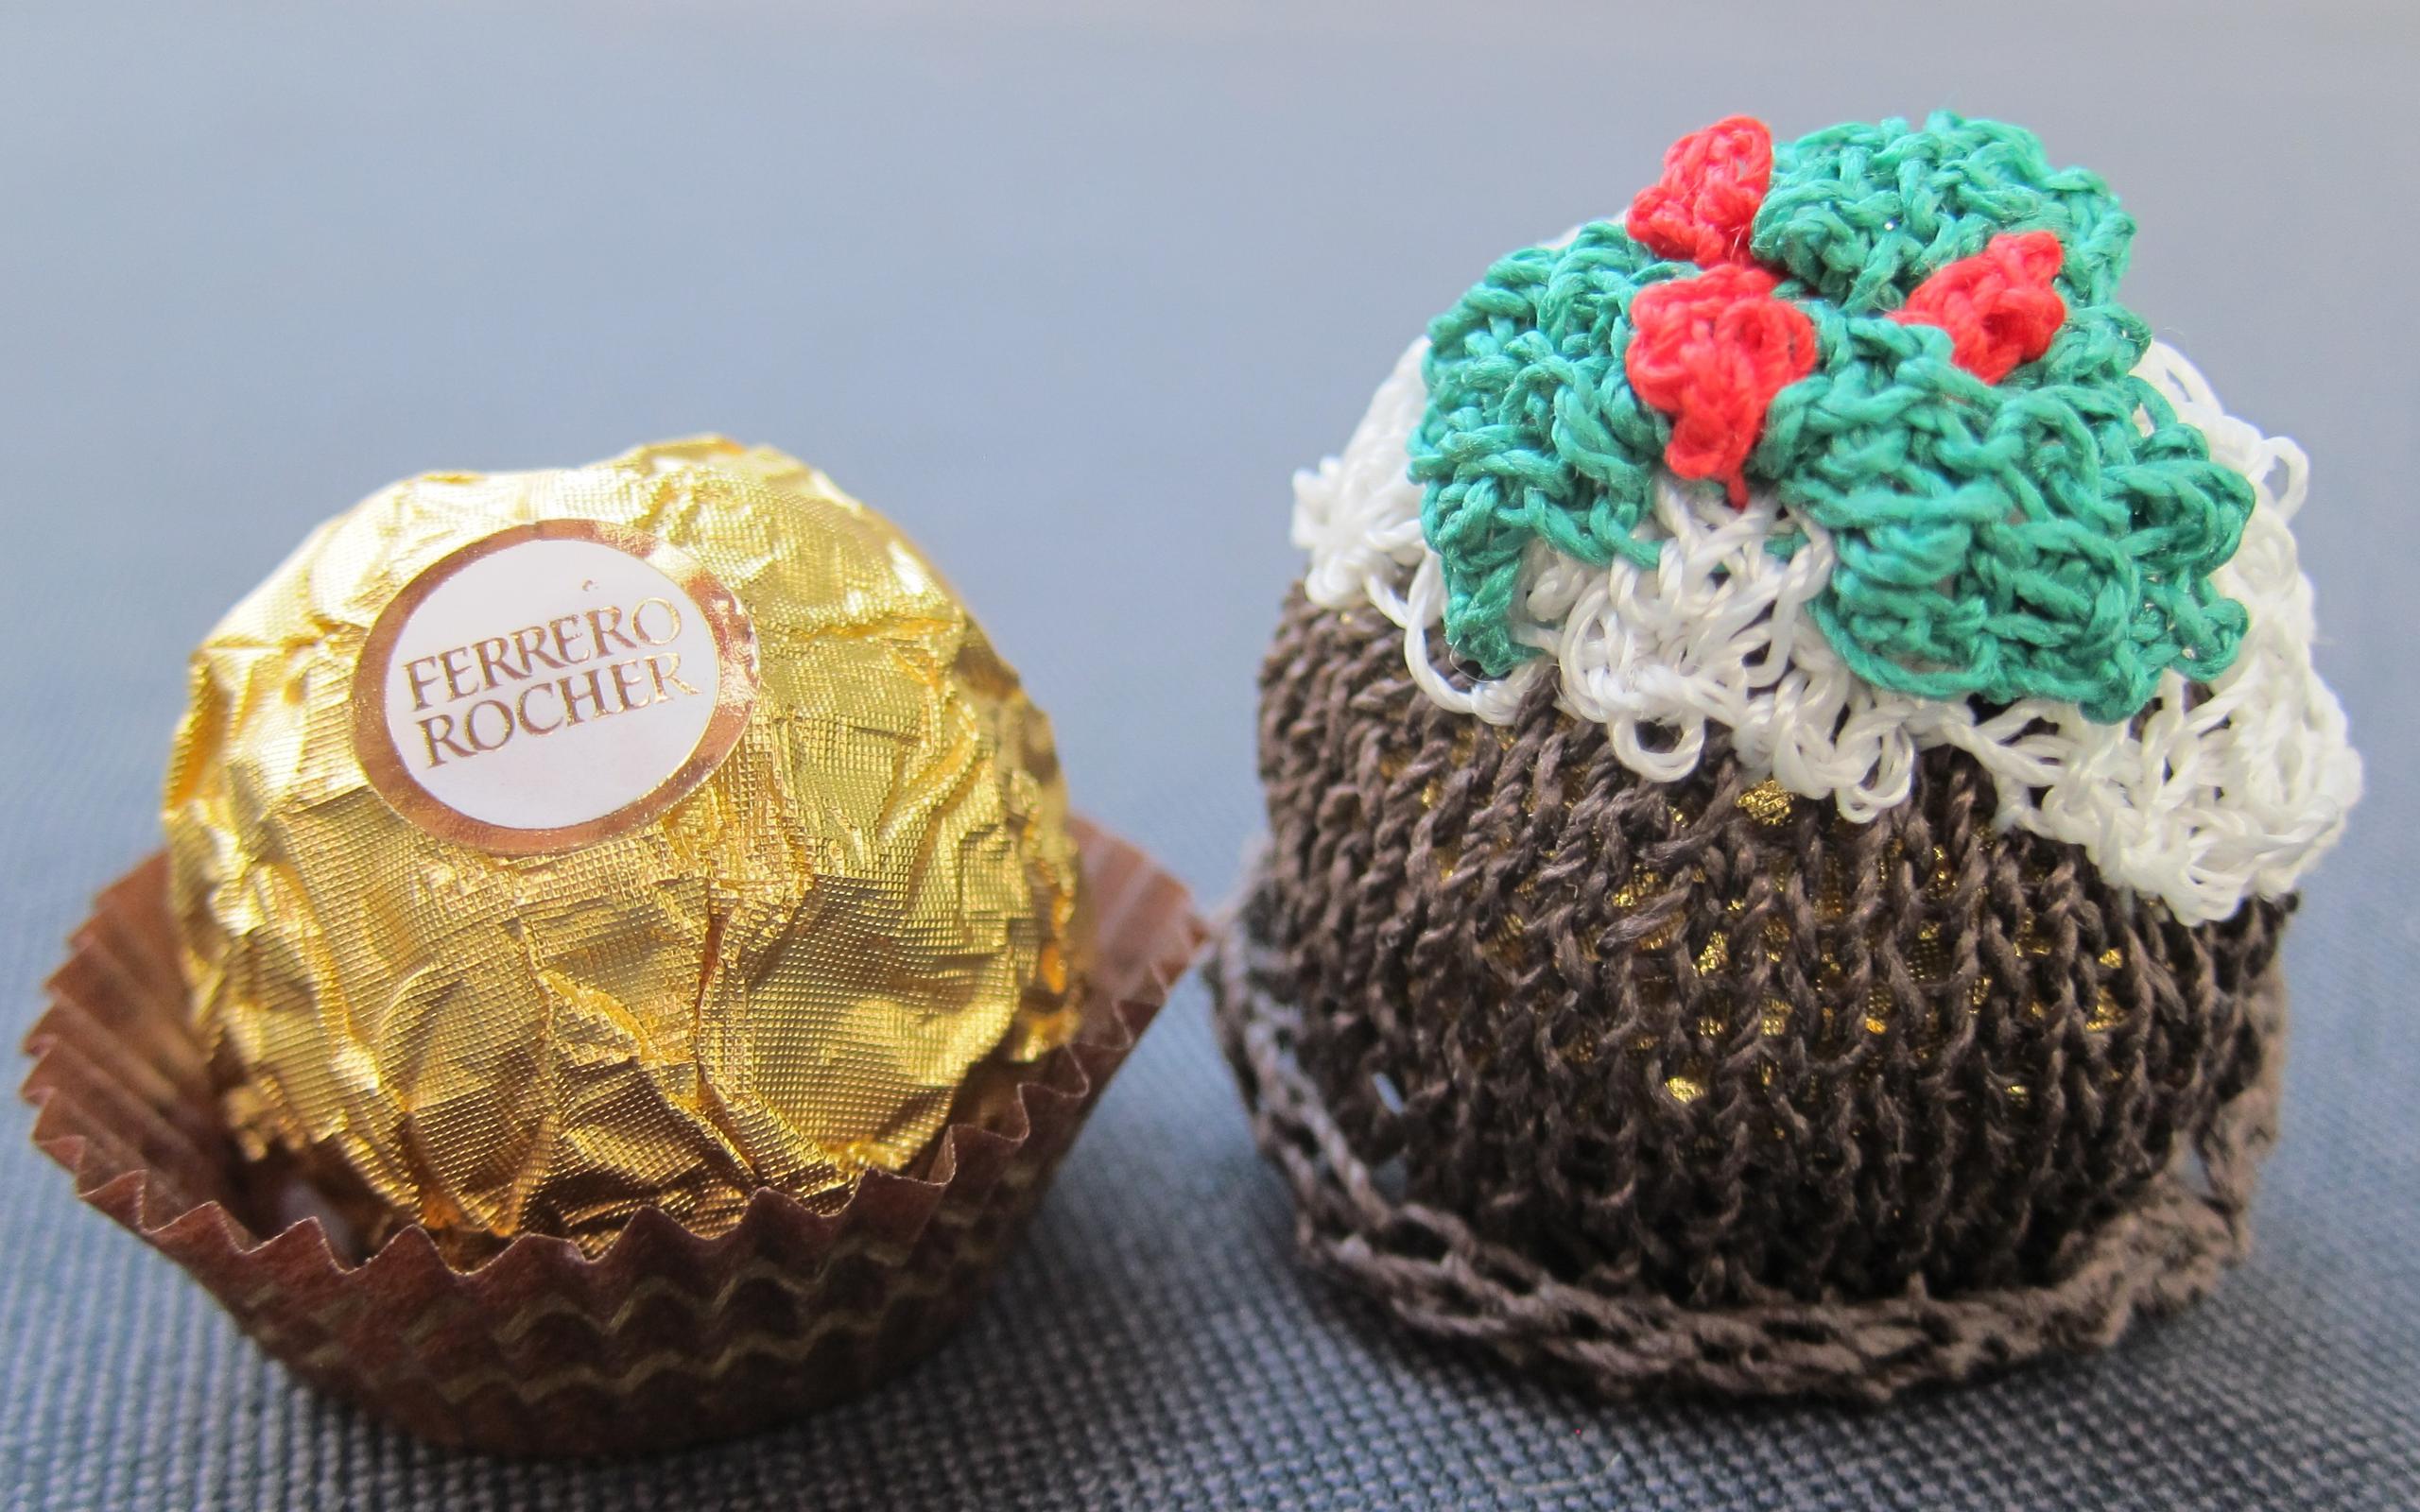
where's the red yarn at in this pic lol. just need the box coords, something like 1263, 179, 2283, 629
1625, 265, 1818, 507
1626, 116, 1774, 267
1892, 231, 2067, 384
1618, 129, 2060, 506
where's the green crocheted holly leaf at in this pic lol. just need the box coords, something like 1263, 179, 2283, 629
1409, 112, 2254, 724
1752, 115, 2136, 313
1411, 221, 1679, 678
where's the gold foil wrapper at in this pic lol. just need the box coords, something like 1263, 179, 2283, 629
163, 438, 1085, 1256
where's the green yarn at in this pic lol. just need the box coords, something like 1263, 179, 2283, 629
1410, 112, 2253, 722
1753, 114, 2135, 313
1413, 221, 1679, 676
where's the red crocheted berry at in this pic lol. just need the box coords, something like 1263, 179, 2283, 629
1625, 116, 1774, 267
1892, 231, 2067, 384
1624, 265, 1818, 507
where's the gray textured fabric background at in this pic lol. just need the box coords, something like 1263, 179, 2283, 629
4, 3, 2414, 1507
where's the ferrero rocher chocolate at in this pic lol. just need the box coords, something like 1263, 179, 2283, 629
164, 438, 1085, 1257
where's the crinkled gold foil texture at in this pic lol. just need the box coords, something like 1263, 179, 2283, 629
164, 438, 1085, 1256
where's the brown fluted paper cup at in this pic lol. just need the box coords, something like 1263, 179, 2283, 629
23, 817, 1202, 1457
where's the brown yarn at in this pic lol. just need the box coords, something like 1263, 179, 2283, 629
1215, 589, 2292, 1398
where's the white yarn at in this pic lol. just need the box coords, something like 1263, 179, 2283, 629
1291, 336, 2361, 924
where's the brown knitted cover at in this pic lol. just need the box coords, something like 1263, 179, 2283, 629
1213, 590, 2291, 1400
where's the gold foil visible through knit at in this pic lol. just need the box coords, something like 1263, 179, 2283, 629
164, 438, 1085, 1258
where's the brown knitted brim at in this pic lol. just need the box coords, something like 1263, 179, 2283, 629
1218, 591, 2290, 1400
25, 817, 1204, 1457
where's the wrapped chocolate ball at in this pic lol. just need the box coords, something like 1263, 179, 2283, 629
165, 438, 1085, 1258
1215, 113, 2363, 1399
26, 438, 1201, 1454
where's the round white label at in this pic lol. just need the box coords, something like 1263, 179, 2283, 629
352, 521, 758, 853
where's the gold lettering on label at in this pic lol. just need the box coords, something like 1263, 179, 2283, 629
631, 597, 683, 645
463, 698, 514, 753
395, 594, 713, 774
353, 520, 758, 855
585, 604, 638, 661
419, 712, 473, 767
405, 656, 446, 713
609, 658, 654, 713
517, 679, 562, 735
473, 636, 521, 690
439, 644, 479, 701
515, 624, 562, 672
549, 614, 588, 666
648, 652, 700, 700
560, 667, 611, 726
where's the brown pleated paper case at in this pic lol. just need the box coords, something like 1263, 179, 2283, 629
1214, 593, 2291, 1402
24, 817, 1202, 1457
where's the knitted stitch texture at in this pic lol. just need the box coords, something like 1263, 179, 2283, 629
1229, 591, 2288, 1389
1211, 866, 2287, 1400
1411, 113, 2251, 724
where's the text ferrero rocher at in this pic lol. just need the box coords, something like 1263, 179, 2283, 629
164, 438, 1087, 1259
402, 595, 700, 768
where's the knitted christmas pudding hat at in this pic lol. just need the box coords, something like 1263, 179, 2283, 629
1216, 113, 2362, 1399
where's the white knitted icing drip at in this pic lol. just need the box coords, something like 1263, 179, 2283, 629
1292, 336, 2361, 924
